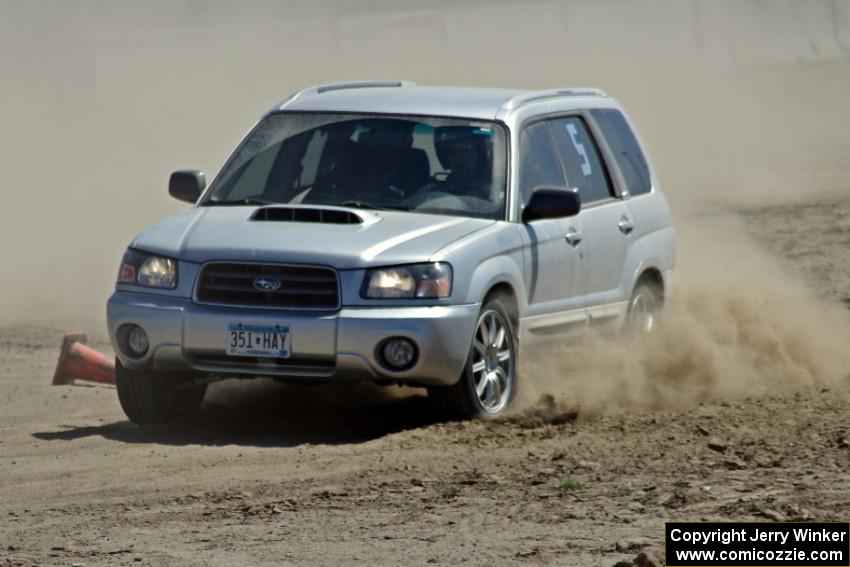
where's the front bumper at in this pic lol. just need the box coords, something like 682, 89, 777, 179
107, 291, 478, 386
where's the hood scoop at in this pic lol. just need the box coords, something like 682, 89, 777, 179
251, 206, 364, 225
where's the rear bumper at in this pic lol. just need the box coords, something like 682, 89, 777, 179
107, 291, 478, 386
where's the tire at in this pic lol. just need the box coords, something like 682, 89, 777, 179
625, 280, 662, 335
115, 359, 207, 425
429, 297, 518, 419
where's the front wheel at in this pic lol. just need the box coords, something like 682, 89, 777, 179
115, 360, 207, 425
429, 297, 518, 419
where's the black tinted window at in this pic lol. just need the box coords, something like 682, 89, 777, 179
519, 121, 566, 206
548, 117, 613, 204
591, 109, 651, 196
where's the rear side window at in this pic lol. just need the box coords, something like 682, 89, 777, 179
548, 116, 613, 204
519, 121, 566, 206
590, 109, 652, 196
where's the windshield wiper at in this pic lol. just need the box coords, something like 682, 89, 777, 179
339, 200, 409, 212
204, 197, 277, 206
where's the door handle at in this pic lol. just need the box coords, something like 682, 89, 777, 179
565, 228, 583, 247
618, 216, 635, 235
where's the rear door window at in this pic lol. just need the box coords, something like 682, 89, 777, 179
590, 109, 652, 196
548, 116, 613, 204
518, 121, 566, 207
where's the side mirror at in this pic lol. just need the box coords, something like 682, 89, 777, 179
169, 170, 206, 204
522, 187, 581, 223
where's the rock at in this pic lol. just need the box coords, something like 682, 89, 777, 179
310, 486, 347, 498
837, 435, 849, 449
658, 493, 676, 507
707, 438, 727, 453
615, 537, 650, 551
786, 504, 813, 521
760, 508, 786, 522
612, 552, 659, 567
696, 424, 711, 436
634, 551, 660, 567
753, 456, 773, 468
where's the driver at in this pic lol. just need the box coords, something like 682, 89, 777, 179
434, 127, 493, 200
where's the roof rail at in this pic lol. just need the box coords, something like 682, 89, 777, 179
316, 80, 415, 94
277, 80, 416, 109
501, 87, 606, 111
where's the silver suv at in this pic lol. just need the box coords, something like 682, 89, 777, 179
107, 81, 674, 423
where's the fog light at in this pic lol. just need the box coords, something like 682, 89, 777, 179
127, 325, 149, 357
381, 338, 417, 370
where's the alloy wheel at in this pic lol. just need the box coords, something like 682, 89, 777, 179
470, 309, 515, 414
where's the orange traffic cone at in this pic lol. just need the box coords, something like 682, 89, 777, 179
52, 333, 115, 386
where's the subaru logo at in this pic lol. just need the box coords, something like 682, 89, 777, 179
253, 276, 282, 291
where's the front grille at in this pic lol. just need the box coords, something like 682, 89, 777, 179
195, 263, 340, 309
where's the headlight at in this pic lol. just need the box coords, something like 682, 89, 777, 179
363, 263, 452, 299
117, 249, 178, 289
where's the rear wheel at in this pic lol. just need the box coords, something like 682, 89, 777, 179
429, 297, 518, 419
115, 360, 207, 425
626, 280, 662, 335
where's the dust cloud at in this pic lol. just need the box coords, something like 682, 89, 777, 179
519, 212, 850, 415
2, 1, 850, 409
510, 2, 850, 413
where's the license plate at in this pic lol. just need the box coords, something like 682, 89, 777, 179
226, 323, 290, 358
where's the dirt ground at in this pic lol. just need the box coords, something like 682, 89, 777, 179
2, 199, 849, 567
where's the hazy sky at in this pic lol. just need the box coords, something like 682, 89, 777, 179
1, 0, 849, 329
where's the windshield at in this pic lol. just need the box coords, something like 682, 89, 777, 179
202, 112, 507, 220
